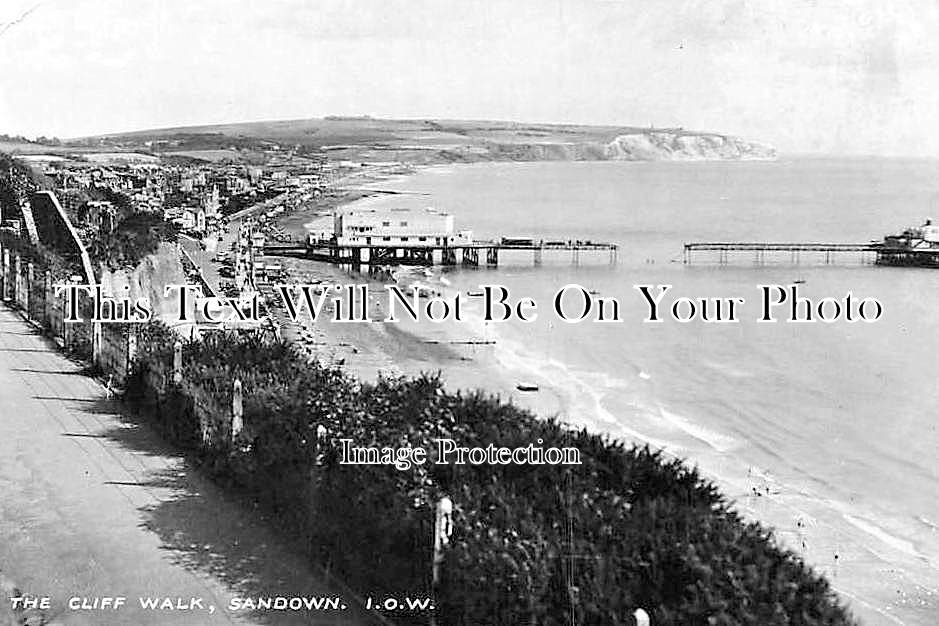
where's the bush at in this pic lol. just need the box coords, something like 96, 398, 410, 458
89, 210, 179, 270
123, 326, 855, 625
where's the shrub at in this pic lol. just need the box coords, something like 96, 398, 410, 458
124, 327, 855, 625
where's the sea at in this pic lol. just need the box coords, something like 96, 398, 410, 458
339, 157, 939, 624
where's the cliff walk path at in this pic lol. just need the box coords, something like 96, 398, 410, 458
0, 304, 376, 626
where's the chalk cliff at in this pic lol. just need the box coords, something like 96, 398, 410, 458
603, 131, 776, 161
459, 132, 776, 163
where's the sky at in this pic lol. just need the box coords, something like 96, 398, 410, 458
0, 0, 937, 156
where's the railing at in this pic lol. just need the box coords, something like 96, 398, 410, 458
0, 237, 132, 384
0, 235, 248, 451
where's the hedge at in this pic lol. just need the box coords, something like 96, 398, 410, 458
124, 327, 855, 625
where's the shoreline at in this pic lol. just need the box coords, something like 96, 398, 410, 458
258, 162, 568, 418
249, 160, 937, 624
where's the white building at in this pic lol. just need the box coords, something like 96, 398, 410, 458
334, 207, 472, 247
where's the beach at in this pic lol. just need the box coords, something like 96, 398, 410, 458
254, 232, 568, 420
215, 163, 567, 418
239, 158, 939, 625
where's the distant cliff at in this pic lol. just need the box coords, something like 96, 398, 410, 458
603, 131, 776, 161
472, 132, 775, 163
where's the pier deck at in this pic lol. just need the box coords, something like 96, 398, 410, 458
262, 239, 618, 267
683, 242, 879, 264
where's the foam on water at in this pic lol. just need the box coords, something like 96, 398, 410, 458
842, 513, 929, 562
654, 406, 740, 453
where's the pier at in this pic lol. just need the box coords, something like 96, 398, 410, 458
262, 239, 618, 267
683, 242, 879, 265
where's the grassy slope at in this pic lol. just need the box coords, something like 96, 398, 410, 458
96, 117, 649, 145
84, 117, 775, 163
4, 118, 769, 163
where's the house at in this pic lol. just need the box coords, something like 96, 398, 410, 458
173, 208, 197, 230
334, 207, 472, 247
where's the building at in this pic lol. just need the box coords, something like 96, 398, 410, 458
78, 200, 118, 235
333, 207, 472, 247
307, 224, 333, 245
203, 185, 220, 218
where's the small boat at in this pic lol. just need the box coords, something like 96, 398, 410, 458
793, 279, 806, 285
467, 290, 485, 297
516, 382, 539, 392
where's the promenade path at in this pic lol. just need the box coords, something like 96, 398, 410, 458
0, 304, 374, 625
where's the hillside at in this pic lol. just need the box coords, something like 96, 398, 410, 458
76, 117, 776, 163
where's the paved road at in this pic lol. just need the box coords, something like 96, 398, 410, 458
179, 234, 229, 298
0, 304, 374, 625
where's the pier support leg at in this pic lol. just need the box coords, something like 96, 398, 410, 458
486, 248, 499, 266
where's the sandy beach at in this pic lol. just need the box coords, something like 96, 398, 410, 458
255, 248, 568, 420
238, 165, 569, 420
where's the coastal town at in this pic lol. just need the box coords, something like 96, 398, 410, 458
1, 139, 623, 363
6, 1, 938, 624
1, 141, 408, 335
0, 127, 867, 625
8, 143, 336, 240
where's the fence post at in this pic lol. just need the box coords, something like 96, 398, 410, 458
0, 245, 7, 301
62, 304, 71, 350
13, 255, 21, 308
25, 262, 33, 321
0, 242, 5, 300
43, 270, 52, 330
231, 379, 243, 443
92, 321, 102, 368
125, 330, 137, 378
432, 493, 453, 620
172, 340, 183, 384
